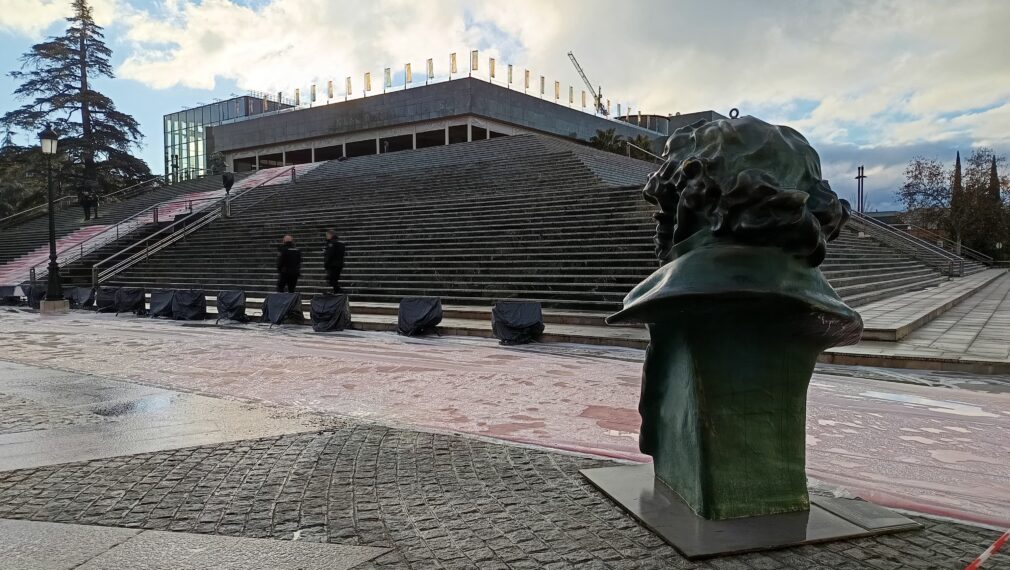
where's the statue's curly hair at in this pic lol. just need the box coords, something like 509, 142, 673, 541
643, 116, 849, 267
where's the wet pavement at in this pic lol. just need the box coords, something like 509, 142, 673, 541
0, 361, 325, 471
1, 310, 1007, 529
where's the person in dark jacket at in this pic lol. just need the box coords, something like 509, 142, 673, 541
276, 235, 302, 293
89, 188, 99, 217
323, 229, 346, 293
78, 187, 91, 220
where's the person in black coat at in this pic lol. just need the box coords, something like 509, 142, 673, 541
276, 235, 302, 293
323, 229, 346, 293
78, 187, 91, 220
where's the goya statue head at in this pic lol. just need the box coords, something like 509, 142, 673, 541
644, 115, 849, 267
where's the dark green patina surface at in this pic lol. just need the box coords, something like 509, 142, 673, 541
611, 116, 862, 520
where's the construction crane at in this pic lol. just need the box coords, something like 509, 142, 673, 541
567, 51, 608, 116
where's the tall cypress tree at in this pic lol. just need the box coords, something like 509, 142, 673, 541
949, 151, 964, 250
990, 156, 1001, 204
1, 0, 150, 194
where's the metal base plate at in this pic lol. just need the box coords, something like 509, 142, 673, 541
581, 463, 921, 560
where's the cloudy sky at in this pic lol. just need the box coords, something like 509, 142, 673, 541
1, 0, 1008, 210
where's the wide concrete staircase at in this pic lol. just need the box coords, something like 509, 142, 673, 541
825, 229, 946, 307
100, 135, 949, 320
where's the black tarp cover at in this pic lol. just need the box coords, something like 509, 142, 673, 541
0, 285, 21, 305
260, 292, 304, 326
491, 301, 545, 345
172, 290, 207, 320
20, 282, 46, 309
66, 286, 94, 309
24, 283, 47, 309
149, 289, 175, 318
95, 287, 118, 312
309, 294, 351, 332
0, 287, 19, 306
397, 297, 443, 336
114, 287, 146, 316
216, 290, 247, 322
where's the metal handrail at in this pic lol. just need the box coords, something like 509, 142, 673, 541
28, 194, 224, 284
892, 222, 993, 264
848, 211, 965, 277
0, 176, 164, 228
854, 212, 961, 261
28, 197, 225, 287
624, 141, 663, 162
93, 167, 295, 288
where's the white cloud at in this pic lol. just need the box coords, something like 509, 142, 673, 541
111, 0, 1008, 206
0, 0, 68, 35
119, 0, 493, 92
0, 0, 119, 36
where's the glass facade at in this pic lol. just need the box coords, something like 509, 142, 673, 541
163, 96, 289, 182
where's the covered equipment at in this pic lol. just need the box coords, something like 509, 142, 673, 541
309, 294, 352, 332
397, 297, 443, 336
260, 292, 304, 326
149, 289, 175, 318
172, 290, 208, 320
114, 287, 146, 316
215, 290, 248, 323
95, 286, 118, 312
66, 286, 95, 309
491, 301, 545, 345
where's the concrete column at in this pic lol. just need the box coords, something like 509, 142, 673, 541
341, 143, 346, 158
254, 155, 259, 170
412, 133, 417, 150
310, 147, 316, 163
375, 138, 380, 154
467, 118, 472, 142
444, 125, 449, 145
281, 151, 286, 166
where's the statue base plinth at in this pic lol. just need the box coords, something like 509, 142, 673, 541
581, 463, 920, 560
40, 299, 70, 315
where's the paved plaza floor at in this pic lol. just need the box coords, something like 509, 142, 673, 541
0, 310, 1008, 567
828, 271, 1010, 372
0, 365, 1006, 569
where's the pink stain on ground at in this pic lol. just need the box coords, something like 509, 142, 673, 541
1, 311, 1007, 527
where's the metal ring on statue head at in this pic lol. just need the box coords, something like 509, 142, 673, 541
729, 108, 740, 119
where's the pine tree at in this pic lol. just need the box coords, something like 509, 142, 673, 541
1, 0, 150, 196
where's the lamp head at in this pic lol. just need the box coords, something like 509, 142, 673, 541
38, 123, 58, 155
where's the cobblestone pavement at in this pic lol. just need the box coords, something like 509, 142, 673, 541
0, 421, 1005, 570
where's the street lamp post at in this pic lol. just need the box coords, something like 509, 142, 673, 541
38, 123, 67, 312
